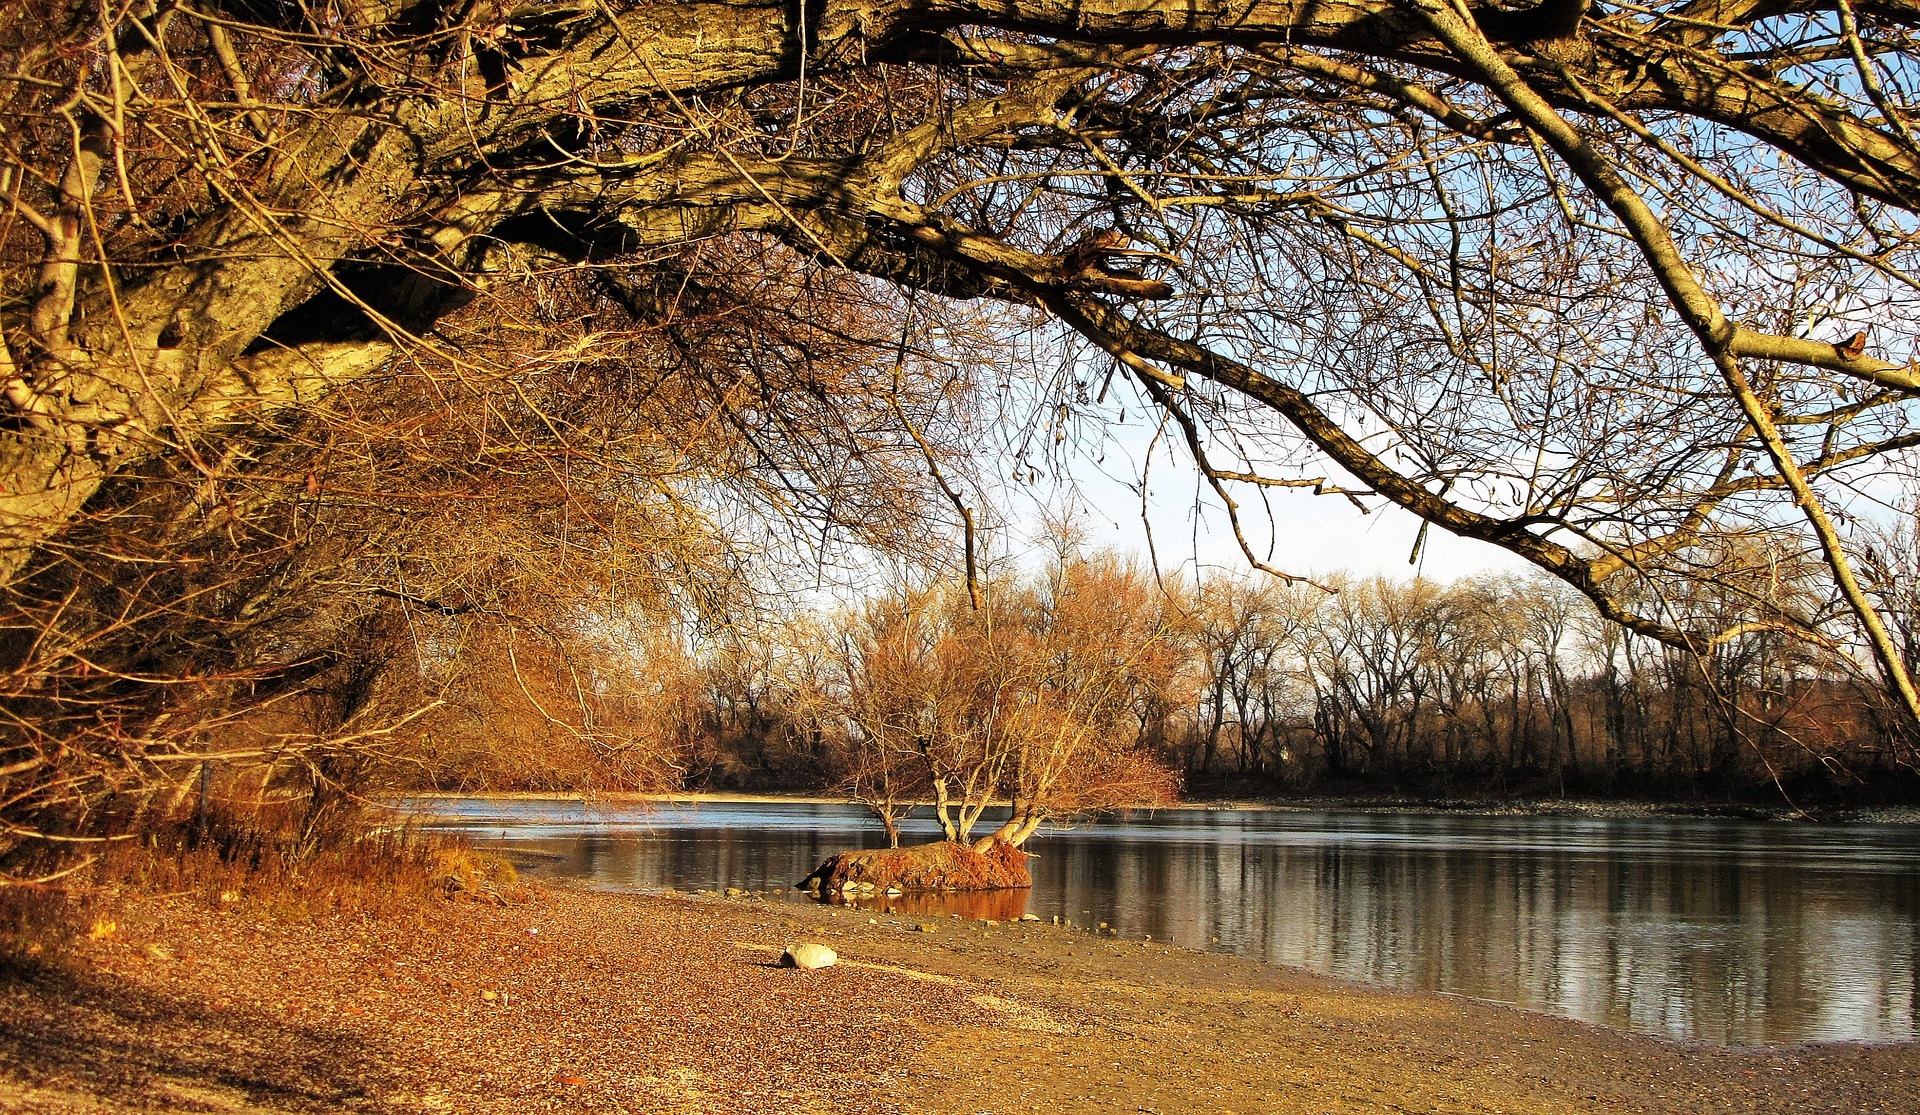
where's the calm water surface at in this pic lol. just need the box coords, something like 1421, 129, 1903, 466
399, 798, 1920, 1047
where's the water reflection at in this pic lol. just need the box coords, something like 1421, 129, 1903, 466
826, 888, 1032, 921
400, 798, 1920, 1046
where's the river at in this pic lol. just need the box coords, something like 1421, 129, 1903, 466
398, 797, 1920, 1047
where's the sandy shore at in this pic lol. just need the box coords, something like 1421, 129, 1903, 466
4, 883, 1917, 1114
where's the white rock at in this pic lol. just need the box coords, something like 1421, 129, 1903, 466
780, 942, 838, 970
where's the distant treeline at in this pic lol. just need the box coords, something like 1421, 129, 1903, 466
1171, 574, 1910, 804
586, 556, 1919, 808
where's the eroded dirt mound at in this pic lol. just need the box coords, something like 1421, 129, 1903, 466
801, 840, 1031, 894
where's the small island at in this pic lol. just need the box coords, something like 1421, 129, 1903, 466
802, 837, 1032, 895
793, 559, 1179, 896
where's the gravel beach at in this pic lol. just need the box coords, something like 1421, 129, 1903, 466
3, 883, 1917, 1113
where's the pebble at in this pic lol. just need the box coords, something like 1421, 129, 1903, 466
780, 942, 837, 970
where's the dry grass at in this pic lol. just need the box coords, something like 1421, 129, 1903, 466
0, 809, 522, 968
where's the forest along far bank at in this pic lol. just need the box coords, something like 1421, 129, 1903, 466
441, 555, 1920, 817
21, 540, 1909, 875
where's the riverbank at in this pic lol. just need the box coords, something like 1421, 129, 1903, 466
4, 883, 1916, 1114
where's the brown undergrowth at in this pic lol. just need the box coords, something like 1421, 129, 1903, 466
0, 807, 521, 967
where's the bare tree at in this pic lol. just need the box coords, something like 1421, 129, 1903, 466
829, 551, 1183, 849
1178, 565, 1893, 796
0, 236, 978, 866
11, 0, 1920, 857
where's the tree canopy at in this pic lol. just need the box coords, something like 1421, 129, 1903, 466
8, 0, 1920, 852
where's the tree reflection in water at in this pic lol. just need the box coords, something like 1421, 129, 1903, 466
820, 888, 1031, 922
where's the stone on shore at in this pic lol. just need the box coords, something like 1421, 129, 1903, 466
780, 942, 838, 970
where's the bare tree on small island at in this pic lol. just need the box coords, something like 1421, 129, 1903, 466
12, 0, 1920, 871
812, 549, 1185, 891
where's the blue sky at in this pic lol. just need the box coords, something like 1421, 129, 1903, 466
991, 403, 1532, 585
